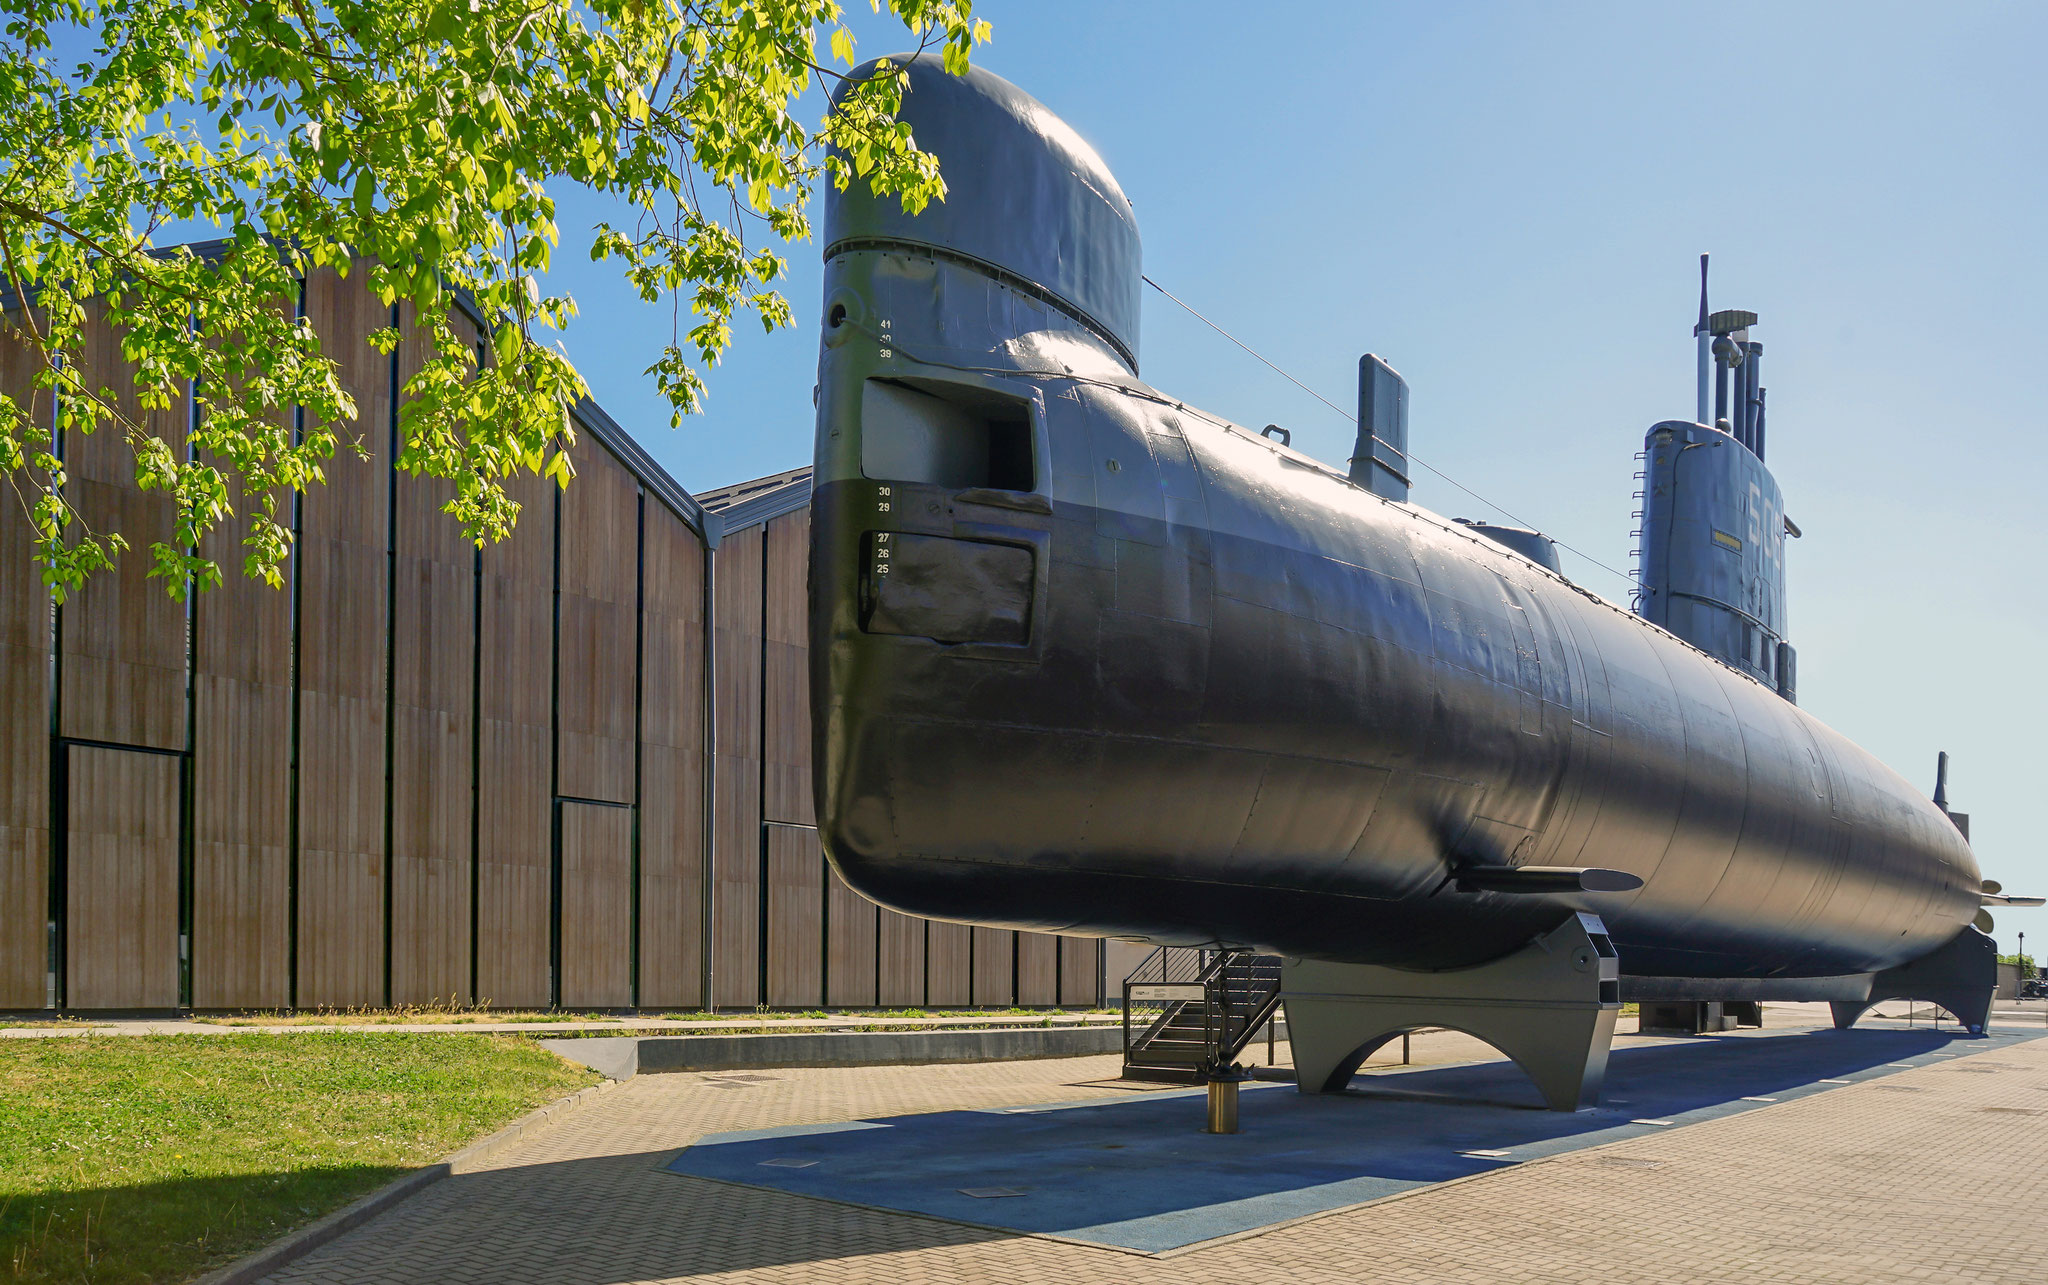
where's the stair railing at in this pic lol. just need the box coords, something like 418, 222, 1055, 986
1122, 947, 1210, 1062
1124, 948, 1286, 1077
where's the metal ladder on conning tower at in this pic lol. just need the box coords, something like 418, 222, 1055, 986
1121, 948, 1285, 1083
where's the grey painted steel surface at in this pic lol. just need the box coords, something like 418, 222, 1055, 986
1350, 354, 1410, 501
1283, 912, 1620, 1111
809, 56, 1981, 990
1827, 926, 1998, 1033
819, 56, 1142, 371
1637, 417, 1790, 687
1452, 520, 1561, 573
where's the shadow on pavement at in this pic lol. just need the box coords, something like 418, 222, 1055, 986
661, 1024, 2041, 1254
178, 1025, 2040, 1278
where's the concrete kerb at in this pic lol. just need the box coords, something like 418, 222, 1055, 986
191, 1078, 622, 1285
541, 1023, 1136, 1078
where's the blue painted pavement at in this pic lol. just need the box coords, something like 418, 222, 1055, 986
665, 1022, 2046, 1254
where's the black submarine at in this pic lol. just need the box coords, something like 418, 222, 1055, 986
807, 56, 2021, 1107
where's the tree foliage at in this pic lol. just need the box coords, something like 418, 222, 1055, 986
0, 0, 986, 598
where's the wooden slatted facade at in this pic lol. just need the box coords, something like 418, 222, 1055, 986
825, 863, 879, 1008
557, 448, 640, 804
557, 801, 633, 1007
60, 303, 187, 751
191, 315, 295, 1010
0, 261, 1102, 1014
928, 921, 974, 1007
765, 825, 823, 1006
1061, 936, 1101, 1007
637, 504, 705, 1008
761, 511, 810, 827
295, 266, 390, 1008
57, 301, 189, 1011
65, 747, 181, 1009
709, 524, 763, 1008
877, 909, 926, 1007
388, 305, 478, 1005
476, 462, 554, 1008
0, 313, 50, 1009
1018, 933, 1059, 1007
972, 926, 1016, 1007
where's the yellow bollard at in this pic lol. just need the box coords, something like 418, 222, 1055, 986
1206, 1078, 1239, 1134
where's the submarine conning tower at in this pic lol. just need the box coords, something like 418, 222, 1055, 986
821, 54, 1142, 376
1635, 257, 1798, 701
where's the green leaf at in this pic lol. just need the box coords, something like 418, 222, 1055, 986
0, 0, 984, 599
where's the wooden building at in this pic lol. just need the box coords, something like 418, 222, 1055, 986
0, 263, 1102, 1012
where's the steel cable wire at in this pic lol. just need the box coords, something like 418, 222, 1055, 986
1141, 274, 1638, 589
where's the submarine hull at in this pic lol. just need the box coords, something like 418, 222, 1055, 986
808, 58, 1978, 984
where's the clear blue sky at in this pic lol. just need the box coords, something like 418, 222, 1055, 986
542, 2, 2048, 945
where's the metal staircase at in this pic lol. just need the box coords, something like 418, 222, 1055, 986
1121, 948, 1284, 1083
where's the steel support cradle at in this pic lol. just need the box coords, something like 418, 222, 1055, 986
1282, 912, 1622, 1112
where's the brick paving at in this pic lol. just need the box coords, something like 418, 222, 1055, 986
264, 1023, 2048, 1284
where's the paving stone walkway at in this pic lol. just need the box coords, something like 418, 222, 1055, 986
263, 1017, 2048, 1284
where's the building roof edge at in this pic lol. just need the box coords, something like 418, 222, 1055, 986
695, 466, 814, 535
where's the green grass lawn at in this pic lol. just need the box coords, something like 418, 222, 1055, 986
0, 1033, 598, 1284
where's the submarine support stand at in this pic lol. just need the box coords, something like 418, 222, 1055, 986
1828, 926, 1998, 1035
1281, 912, 1622, 1112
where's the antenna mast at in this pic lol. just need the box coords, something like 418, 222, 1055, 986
1695, 253, 1711, 424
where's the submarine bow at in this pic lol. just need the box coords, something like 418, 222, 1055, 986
808, 55, 1981, 987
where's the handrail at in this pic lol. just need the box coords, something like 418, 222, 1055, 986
1122, 947, 1215, 1053
1120, 944, 1206, 988
1124, 945, 1165, 987
1124, 949, 1286, 1080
